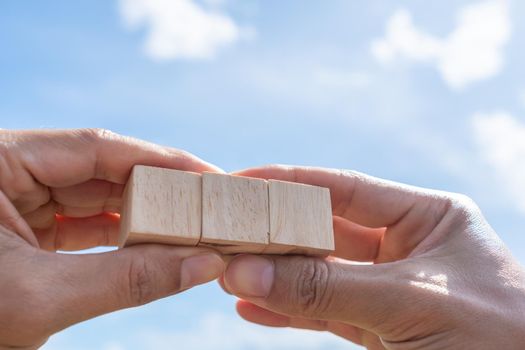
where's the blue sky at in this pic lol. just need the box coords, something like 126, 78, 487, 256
1, 0, 525, 349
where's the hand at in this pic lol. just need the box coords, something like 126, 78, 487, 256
0, 129, 225, 350
222, 165, 525, 349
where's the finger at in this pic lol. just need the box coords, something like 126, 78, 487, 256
0, 131, 51, 213
50, 180, 123, 211
235, 165, 453, 261
33, 213, 120, 251
0, 189, 38, 246
224, 254, 412, 332
9, 182, 50, 215
236, 300, 364, 345
12, 128, 223, 188
56, 205, 120, 218
23, 198, 119, 233
234, 165, 446, 229
41, 245, 225, 335
23, 200, 57, 229
217, 275, 232, 295
332, 216, 384, 262
238, 299, 314, 327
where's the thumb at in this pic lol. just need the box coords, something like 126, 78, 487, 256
45, 245, 224, 332
223, 254, 414, 331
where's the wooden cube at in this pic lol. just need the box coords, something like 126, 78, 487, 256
264, 180, 334, 256
118, 166, 334, 256
200, 172, 269, 253
118, 165, 202, 247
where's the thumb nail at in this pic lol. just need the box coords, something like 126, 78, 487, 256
224, 255, 274, 298
180, 253, 224, 290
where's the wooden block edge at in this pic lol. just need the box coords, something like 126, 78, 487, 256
124, 232, 199, 247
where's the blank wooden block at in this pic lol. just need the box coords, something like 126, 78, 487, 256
264, 180, 334, 256
200, 173, 269, 254
118, 165, 202, 247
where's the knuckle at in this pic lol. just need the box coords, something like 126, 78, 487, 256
76, 128, 122, 179
0, 129, 16, 152
293, 259, 333, 318
454, 194, 481, 214
0, 136, 9, 163
441, 192, 482, 223
0, 134, 24, 201
78, 128, 119, 144
125, 256, 156, 306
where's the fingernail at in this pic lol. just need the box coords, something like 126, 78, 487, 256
225, 255, 274, 298
218, 275, 232, 295
180, 253, 224, 290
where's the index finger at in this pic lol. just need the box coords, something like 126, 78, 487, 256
9, 128, 222, 187
233, 164, 446, 229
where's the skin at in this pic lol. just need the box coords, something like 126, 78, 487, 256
2, 129, 525, 349
223, 165, 525, 349
0, 129, 225, 350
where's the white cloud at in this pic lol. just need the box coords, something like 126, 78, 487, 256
371, 0, 511, 90
471, 112, 525, 214
43, 312, 361, 350
119, 0, 244, 60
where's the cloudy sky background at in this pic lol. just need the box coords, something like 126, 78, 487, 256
1, 0, 525, 349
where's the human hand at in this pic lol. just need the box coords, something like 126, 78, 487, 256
222, 165, 525, 349
0, 129, 225, 350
